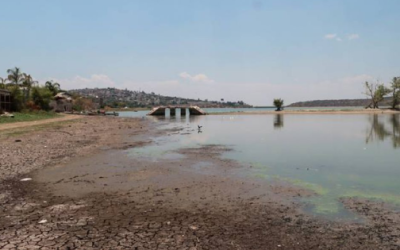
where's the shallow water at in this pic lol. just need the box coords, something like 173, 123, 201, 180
123, 112, 400, 219
119, 106, 366, 118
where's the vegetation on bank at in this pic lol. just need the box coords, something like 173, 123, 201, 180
70, 88, 252, 109
359, 77, 400, 109
0, 111, 59, 124
273, 98, 284, 111
1, 67, 100, 114
289, 77, 400, 109
0, 67, 64, 112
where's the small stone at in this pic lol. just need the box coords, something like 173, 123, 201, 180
38, 219, 48, 224
20, 178, 32, 182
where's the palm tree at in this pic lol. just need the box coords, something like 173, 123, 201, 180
273, 98, 284, 111
7, 67, 24, 87
22, 74, 38, 102
0, 77, 8, 89
45, 80, 61, 95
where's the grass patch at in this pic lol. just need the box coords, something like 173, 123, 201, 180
0, 111, 59, 124
1, 119, 79, 137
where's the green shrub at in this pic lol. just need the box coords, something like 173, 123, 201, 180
32, 87, 53, 111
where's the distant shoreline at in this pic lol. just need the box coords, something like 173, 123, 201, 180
209, 109, 400, 115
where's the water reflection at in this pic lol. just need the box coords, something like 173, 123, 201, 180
273, 114, 284, 129
130, 113, 400, 219
366, 114, 400, 148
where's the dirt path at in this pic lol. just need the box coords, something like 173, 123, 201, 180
0, 114, 83, 132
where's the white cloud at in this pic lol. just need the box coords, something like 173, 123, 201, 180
325, 33, 360, 42
53, 74, 116, 89
179, 72, 214, 83
324, 34, 337, 39
348, 34, 360, 40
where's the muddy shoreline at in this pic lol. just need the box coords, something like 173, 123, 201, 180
1, 116, 400, 249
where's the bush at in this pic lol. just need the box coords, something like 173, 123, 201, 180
273, 98, 284, 111
9, 86, 24, 112
26, 101, 40, 111
32, 87, 53, 111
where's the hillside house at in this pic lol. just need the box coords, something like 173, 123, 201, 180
50, 92, 73, 112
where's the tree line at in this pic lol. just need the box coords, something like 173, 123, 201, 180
0, 67, 63, 112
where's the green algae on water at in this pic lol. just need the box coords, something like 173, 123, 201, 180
277, 177, 329, 195
342, 190, 400, 205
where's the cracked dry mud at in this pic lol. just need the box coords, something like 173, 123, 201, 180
1, 116, 400, 249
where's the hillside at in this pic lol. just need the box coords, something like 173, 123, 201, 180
288, 97, 392, 107
69, 88, 252, 108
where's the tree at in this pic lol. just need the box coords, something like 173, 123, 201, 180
21, 74, 38, 103
31, 86, 53, 111
7, 67, 24, 87
9, 86, 23, 111
390, 77, 400, 109
0, 77, 8, 89
6, 67, 25, 111
45, 81, 61, 96
273, 98, 284, 111
364, 81, 391, 109
73, 97, 95, 111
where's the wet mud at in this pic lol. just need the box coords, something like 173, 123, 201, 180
1, 117, 400, 249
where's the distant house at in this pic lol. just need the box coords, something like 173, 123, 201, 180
50, 92, 73, 112
0, 89, 11, 112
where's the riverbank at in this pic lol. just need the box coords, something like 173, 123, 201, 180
0, 116, 399, 249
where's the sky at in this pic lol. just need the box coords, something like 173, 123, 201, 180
1, 0, 400, 105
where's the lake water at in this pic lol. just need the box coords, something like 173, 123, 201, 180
119, 106, 366, 118
120, 111, 400, 219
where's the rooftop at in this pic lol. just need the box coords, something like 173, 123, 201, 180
0, 89, 11, 94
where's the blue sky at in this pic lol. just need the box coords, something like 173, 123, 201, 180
1, 0, 399, 105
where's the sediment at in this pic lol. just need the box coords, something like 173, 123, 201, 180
0, 116, 399, 249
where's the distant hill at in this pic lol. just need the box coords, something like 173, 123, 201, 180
69, 88, 252, 108
288, 97, 392, 107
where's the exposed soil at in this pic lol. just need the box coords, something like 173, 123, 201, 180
0, 116, 400, 249
0, 114, 83, 132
